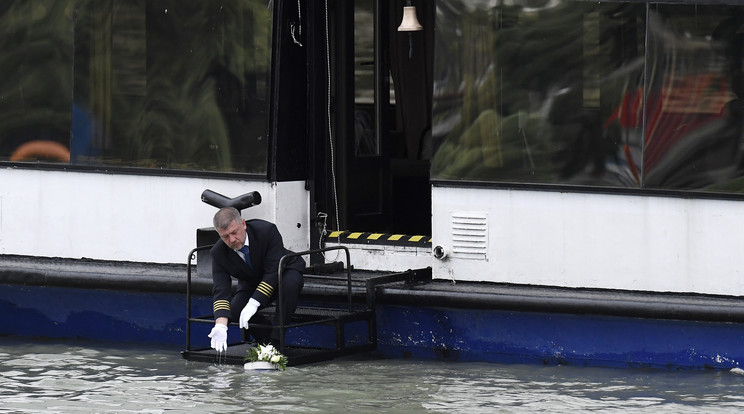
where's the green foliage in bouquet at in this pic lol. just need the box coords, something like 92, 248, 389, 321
245, 344, 288, 371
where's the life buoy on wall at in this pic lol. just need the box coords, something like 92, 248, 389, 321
10, 140, 70, 162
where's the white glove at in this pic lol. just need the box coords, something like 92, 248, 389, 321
208, 323, 228, 352
239, 298, 261, 329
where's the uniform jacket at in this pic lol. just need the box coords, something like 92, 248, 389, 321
210, 219, 305, 319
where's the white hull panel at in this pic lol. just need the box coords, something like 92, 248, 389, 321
0, 169, 309, 264
432, 186, 744, 296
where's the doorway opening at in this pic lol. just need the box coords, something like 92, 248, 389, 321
326, 0, 433, 237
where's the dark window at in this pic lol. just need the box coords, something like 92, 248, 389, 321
0, 0, 271, 174
0, 1, 74, 163
433, 1, 744, 195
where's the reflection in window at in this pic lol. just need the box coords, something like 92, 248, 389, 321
642, 4, 743, 191
0, 0, 271, 174
432, 1, 744, 195
354, 0, 379, 156
0, 1, 73, 163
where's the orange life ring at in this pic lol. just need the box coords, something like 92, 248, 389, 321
10, 140, 71, 162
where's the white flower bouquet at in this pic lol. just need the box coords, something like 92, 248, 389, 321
244, 344, 288, 371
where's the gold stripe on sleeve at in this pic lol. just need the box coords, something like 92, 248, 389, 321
213, 300, 231, 313
256, 281, 274, 297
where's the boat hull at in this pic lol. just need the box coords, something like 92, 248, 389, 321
2, 279, 742, 370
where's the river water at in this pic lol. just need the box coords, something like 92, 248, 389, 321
2, 337, 744, 413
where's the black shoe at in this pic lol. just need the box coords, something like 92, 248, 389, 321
241, 328, 252, 343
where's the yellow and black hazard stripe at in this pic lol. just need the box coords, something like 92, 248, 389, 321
326, 231, 431, 247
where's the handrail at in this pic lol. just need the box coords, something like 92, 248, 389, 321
185, 244, 353, 352
277, 245, 352, 349
185, 245, 214, 351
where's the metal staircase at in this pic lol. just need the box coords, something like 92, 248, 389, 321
181, 245, 378, 366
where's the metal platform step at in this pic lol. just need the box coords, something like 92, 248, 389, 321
182, 340, 376, 367
181, 306, 377, 366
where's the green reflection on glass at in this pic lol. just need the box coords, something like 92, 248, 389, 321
0, 0, 271, 174
433, 1, 646, 187
73, 0, 271, 173
0, 1, 74, 163
433, 1, 744, 195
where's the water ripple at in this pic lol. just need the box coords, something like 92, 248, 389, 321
3, 339, 744, 413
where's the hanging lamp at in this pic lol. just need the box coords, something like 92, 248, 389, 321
397, 5, 423, 32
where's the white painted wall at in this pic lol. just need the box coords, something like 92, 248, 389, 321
432, 186, 744, 295
0, 168, 309, 264
323, 241, 432, 273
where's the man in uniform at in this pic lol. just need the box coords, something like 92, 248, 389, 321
207, 207, 305, 351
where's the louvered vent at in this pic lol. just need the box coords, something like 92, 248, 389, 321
451, 212, 488, 260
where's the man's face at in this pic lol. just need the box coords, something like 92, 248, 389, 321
217, 219, 246, 250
